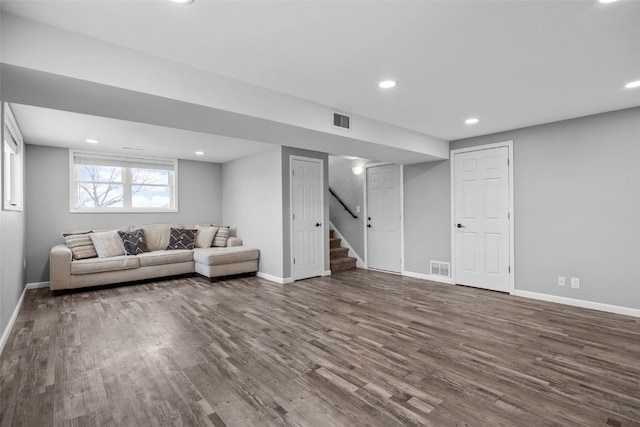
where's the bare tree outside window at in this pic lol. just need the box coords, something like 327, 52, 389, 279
76, 165, 171, 209
77, 165, 124, 208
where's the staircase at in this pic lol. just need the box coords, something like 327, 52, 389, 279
329, 229, 357, 272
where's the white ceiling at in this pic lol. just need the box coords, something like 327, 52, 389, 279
2, 0, 639, 142
9, 104, 272, 163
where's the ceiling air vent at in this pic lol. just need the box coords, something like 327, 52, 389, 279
430, 261, 450, 278
333, 111, 351, 131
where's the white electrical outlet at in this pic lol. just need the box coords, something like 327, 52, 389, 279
356, 206, 361, 213
571, 277, 580, 289
558, 276, 565, 287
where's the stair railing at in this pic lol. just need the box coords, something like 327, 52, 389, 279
329, 187, 358, 219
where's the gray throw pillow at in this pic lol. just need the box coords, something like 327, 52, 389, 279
166, 228, 197, 250
118, 229, 150, 255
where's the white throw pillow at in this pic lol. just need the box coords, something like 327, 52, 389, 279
195, 225, 219, 248
90, 230, 125, 258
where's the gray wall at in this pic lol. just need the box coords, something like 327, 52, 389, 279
403, 160, 451, 275
281, 146, 330, 279
452, 107, 640, 310
407, 107, 640, 310
25, 144, 223, 283
328, 156, 365, 259
223, 146, 284, 279
0, 103, 27, 347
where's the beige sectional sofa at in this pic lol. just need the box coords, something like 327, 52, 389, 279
49, 223, 259, 291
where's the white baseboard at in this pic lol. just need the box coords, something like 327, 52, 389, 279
329, 222, 365, 268
322, 270, 332, 277
0, 284, 28, 356
402, 270, 454, 285
256, 272, 293, 284
514, 290, 640, 318
26, 281, 50, 289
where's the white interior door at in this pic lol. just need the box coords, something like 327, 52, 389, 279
366, 164, 401, 273
291, 158, 323, 280
454, 146, 510, 292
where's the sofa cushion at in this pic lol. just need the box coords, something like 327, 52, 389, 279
195, 225, 219, 248
63, 231, 97, 260
90, 230, 126, 258
193, 246, 259, 266
118, 229, 150, 255
71, 255, 139, 275
136, 249, 194, 267
167, 228, 197, 250
133, 224, 182, 251
212, 226, 230, 247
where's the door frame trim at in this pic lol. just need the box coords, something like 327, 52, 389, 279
289, 155, 326, 281
363, 162, 404, 273
450, 141, 515, 295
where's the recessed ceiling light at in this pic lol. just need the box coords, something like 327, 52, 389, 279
625, 80, 640, 89
170, 0, 195, 4
85, 139, 99, 144
195, 151, 204, 155
465, 118, 479, 125
378, 80, 397, 89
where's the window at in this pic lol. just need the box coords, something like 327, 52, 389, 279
70, 150, 178, 212
3, 104, 24, 211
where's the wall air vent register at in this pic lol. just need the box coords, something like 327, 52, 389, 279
333, 111, 351, 131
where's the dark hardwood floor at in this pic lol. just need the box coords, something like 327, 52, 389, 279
1, 269, 639, 426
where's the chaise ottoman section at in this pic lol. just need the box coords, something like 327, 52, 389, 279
193, 246, 260, 279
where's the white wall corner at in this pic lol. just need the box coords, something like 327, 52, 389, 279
257, 272, 293, 284
0, 285, 28, 356
26, 281, 50, 289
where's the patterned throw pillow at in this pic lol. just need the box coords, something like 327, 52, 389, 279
118, 229, 150, 255
212, 226, 230, 247
166, 228, 197, 250
63, 231, 98, 260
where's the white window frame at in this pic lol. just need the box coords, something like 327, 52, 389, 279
3, 103, 24, 212
69, 150, 179, 213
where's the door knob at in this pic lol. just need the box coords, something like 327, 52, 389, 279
367, 224, 372, 228
315, 223, 322, 227
456, 223, 465, 228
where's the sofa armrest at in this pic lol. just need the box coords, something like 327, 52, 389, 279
227, 237, 243, 247
50, 244, 72, 290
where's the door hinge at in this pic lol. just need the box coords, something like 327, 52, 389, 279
508, 211, 510, 219
292, 169, 295, 176
293, 213, 295, 220
293, 258, 296, 265
507, 158, 510, 166
508, 266, 511, 273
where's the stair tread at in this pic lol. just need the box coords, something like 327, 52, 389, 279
330, 256, 357, 272
330, 256, 357, 265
